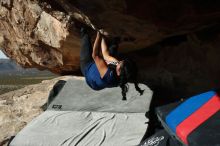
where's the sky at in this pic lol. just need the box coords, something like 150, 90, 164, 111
0, 50, 8, 59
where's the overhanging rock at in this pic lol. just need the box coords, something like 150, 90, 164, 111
1, 0, 220, 74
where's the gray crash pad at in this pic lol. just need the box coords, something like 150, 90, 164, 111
10, 111, 148, 146
10, 77, 153, 146
47, 78, 152, 113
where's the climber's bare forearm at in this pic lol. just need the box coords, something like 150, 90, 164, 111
101, 38, 109, 58
92, 32, 108, 78
101, 38, 118, 62
92, 32, 101, 58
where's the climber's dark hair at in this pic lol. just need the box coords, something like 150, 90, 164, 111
118, 59, 144, 100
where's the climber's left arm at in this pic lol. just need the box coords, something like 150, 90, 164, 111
101, 37, 119, 62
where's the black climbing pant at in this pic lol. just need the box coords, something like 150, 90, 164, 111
80, 31, 93, 76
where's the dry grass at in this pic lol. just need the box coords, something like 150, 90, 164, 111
0, 75, 58, 95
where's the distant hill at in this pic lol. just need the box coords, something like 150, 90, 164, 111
0, 59, 55, 76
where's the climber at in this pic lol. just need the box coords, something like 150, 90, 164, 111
80, 28, 144, 100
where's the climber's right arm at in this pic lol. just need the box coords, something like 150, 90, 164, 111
92, 32, 108, 78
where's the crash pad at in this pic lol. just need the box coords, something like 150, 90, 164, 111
156, 90, 220, 146
46, 78, 152, 113
10, 77, 152, 146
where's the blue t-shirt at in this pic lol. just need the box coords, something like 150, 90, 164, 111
84, 62, 118, 90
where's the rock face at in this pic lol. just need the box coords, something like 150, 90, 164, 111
1, 0, 220, 97
1, 0, 220, 74
0, 1, 220, 144
0, 75, 74, 145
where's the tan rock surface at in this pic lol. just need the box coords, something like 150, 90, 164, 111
1, 0, 220, 74
0, 75, 78, 145
1, 1, 220, 146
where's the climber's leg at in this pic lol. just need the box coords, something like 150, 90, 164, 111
80, 28, 93, 76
